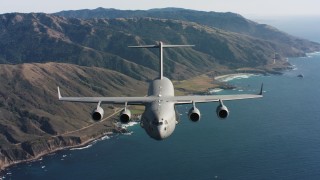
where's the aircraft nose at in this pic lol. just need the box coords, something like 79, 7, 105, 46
157, 125, 163, 132
156, 125, 167, 139
150, 123, 166, 140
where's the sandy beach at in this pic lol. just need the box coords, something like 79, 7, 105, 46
214, 73, 256, 82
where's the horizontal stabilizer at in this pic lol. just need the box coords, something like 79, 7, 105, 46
128, 44, 195, 48
128, 45, 159, 48
129, 41, 194, 79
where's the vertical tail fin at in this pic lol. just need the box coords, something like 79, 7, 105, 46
129, 41, 194, 79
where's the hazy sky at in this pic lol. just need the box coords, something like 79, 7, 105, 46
1, 0, 319, 17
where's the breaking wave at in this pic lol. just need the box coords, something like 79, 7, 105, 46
215, 73, 256, 82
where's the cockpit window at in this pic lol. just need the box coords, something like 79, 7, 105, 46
152, 121, 163, 126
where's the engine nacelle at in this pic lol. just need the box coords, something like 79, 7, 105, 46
216, 104, 229, 119
120, 109, 132, 124
188, 107, 201, 122
92, 106, 104, 121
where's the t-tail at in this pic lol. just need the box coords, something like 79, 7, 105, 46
129, 41, 194, 79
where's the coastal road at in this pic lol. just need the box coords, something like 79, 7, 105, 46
12, 108, 123, 147
54, 107, 123, 137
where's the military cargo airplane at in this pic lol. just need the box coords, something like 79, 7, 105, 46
58, 41, 263, 140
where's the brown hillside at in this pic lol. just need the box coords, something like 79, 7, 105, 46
0, 63, 147, 169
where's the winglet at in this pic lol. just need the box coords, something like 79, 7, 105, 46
57, 86, 62, 99
259, 83, 264, 96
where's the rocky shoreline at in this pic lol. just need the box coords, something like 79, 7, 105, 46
0, 63, 294, 171
1, 135, 93, 170
0, 124, 129, 171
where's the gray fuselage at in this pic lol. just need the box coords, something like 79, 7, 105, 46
141, 77, 177, 140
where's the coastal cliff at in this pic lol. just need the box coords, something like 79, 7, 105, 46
1, 8, 320, 170
0, 63, 146, 170
0, 136, 81, 169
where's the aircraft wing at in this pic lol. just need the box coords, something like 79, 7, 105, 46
58, 93, 261, 105
58, 83, 263, 105
168, 94, 263, 104
58, 87, 155, 105
171, 83, 263, 104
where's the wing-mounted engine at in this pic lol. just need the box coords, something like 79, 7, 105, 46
92, 101, 104, 121
216, 100, 229, 119
120, 104, 131, 123
188, 102, 201, 122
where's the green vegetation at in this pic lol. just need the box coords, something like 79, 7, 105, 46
174, 74, 218, 95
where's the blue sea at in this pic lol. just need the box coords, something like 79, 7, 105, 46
252, 16, 320, 43
2, 52, 320, 180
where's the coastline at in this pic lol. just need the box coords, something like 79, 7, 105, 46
0, 72, 274, 172
0, 122, 132, 171
1, 134, 105, 170
0, 67, 292, 172
214, 73, 257, 82
5, 52, 320, 180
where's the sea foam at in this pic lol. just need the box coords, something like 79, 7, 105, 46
70, 144, 93, 151
215, 73, 256, 82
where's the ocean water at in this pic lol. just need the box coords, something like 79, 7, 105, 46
252, 16, 320, 43
2, 52, 320, 180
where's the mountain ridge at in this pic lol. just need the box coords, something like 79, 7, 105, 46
0, 62, 147, 169
54, 7, 320, 51
1, 9, 320, 169
1, 12, 318, 81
